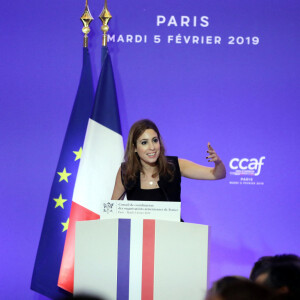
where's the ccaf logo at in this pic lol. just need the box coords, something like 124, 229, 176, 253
229, 156, 265, 176
229, 156, 265, 185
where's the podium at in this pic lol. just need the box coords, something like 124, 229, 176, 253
74, 201, 209, 300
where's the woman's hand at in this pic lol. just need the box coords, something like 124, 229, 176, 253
206, 142, 222, 164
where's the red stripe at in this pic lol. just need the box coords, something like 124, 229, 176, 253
57, 202, 100, 293
141, 219, 155, 300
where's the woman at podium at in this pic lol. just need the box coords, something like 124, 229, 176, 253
111, 119, 226, 201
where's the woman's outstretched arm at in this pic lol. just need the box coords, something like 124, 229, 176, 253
179, 142, 226, 180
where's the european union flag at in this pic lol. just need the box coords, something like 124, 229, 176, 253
31, 47, 94, 299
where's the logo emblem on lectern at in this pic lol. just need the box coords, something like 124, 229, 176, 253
103, 202, 114, 213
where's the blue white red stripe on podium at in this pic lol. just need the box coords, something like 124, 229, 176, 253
115, 219, 156, 300
74, 218, 209, 300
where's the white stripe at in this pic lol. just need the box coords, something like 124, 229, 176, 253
129, 219, 143, 300
73, 119, 124, 213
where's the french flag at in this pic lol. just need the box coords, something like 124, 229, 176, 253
58, 46, 124, 293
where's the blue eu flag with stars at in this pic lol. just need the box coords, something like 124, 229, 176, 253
31, 47, 94, 299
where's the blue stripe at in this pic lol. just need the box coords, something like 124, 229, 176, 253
117, 219, 131, 300
91, 46, 122, 135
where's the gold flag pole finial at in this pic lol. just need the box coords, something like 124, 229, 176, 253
80, 0, 94, 48
99, 0, 112, 46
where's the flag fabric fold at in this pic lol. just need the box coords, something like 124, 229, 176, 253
31, 47, 94, 299
58, 46, 124, 293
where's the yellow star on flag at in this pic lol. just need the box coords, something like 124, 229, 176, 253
57, 168, 71, 182
53, 194, 67, 209
73, 147, 82, 161
61, 218, 69, 232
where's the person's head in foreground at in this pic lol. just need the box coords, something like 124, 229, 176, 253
206, 276, 275, 300
250, 254, 300, 300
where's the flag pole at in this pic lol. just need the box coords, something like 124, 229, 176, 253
80, 0, 94, 48
99, 0, 112, 46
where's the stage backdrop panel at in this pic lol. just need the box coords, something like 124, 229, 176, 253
0, 0, 299, 298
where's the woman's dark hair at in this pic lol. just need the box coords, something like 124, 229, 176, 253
122, 119, 173, 187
